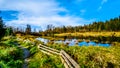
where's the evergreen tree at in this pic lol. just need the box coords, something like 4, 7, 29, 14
0, 17, 5, 40
25, 24, 31, 34
42, 16, 120, 34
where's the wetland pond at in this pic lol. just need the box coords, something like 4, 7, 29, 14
36, 37, 110, 47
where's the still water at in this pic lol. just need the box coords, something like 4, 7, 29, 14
36, 38, 110, 47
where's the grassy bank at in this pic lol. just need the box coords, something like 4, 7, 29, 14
55, 32, 120, 37
54, 32, 120, 43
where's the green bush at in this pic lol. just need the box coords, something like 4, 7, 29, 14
0, 46, 23, 68
0, 61, 9, 68
0, 36, 23, 68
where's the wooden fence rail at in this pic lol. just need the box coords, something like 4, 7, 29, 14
60, 50, 80, 68
39, 44, 60, 53
38, 44, 80, 68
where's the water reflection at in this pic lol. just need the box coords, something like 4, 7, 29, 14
36, 38, 49, 44
36, 38, 110, 47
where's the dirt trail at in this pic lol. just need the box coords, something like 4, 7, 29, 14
21, 47, 30, 68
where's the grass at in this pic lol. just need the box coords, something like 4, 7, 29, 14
41, 36, 65, 41
17, 35, 120, 68
17, 36, 64, 68
55, 32, 120, 37
45, 43, 120, 68
29, 51, 64, 68
54, 32, 120, 43
0, 36, 23, 68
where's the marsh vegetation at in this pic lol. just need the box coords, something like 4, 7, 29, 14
0, 15, 120, 68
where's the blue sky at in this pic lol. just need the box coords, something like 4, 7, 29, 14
0, 0, 120, 30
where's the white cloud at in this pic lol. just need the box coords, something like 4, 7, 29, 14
6, 15, 93, 30
0, 0, 94, 30
98, 0, 108, 11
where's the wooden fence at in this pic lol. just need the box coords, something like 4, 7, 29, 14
38, 44, 80, 68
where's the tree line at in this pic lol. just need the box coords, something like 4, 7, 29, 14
42, 16, 120, 36
0, 16, 120, 39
